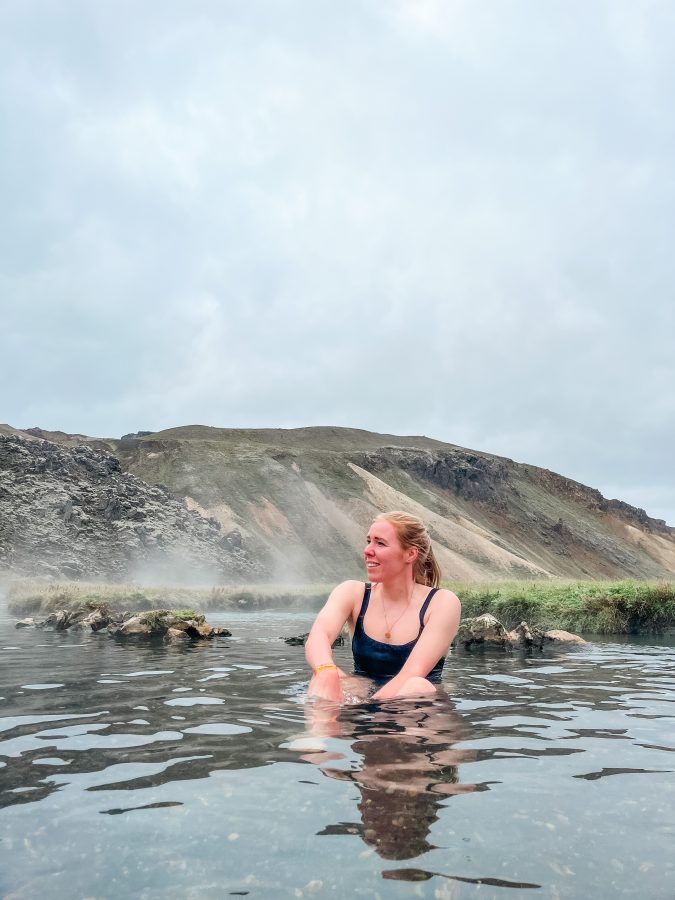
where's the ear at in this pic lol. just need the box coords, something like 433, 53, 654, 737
406, 546, 418, 564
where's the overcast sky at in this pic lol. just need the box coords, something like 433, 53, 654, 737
2, 1, 674, 524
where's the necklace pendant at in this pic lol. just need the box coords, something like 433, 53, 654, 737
384, 631, 391, 640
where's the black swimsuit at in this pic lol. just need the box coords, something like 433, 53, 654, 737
351, 582, 445, 682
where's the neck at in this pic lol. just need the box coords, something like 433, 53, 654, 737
375, 572, 416, 605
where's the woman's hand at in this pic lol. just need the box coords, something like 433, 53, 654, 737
305, 581, 359, 704
372, 589, 461, 700
308, 666, 344, 703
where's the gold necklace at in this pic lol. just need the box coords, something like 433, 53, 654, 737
381, 581, 416, 641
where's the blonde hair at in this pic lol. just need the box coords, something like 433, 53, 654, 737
375, 510, 441, 587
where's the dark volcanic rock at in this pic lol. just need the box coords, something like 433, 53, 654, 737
351, 447, 511, 506
0, 434, 260, 582
121, 431, 155, 441
284, 632, 345, 647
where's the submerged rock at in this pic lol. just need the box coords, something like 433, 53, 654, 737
284, 632, 345, 647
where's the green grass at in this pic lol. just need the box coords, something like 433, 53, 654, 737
446, 579, 675, 634
6, 578, 675, 634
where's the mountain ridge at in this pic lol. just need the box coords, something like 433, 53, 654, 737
1, 423, 672, 584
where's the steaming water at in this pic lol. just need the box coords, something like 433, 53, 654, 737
1, 609, 674, 898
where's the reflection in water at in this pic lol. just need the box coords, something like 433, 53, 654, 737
298, 694, 476, 860
1, 611, 675, 897
382, 867, 541, 888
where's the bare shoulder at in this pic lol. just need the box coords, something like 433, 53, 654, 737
332, 579, 366, 594
324, 579, 366, 616
428, 588, 461, 621
328, 579, 366, 602
313, 580, 365, 635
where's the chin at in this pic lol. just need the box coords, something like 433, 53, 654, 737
365, 567, 384, 581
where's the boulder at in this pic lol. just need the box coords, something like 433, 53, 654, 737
15, 602, 231, 642
42, 609, 80, 631
79, 608, 111, 632
456, 614, 512, 649
508, 621, 548, 650
165, 627, 190, 643
544, 629, 587, 646
108, 609, 231, 641
112, 615, 153, 636
456, 615, 586, 651
190, 623, 214, 638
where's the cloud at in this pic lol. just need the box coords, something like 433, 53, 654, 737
1, 0, 674, 523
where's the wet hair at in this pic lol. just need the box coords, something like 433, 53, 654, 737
375, 511, 442, 587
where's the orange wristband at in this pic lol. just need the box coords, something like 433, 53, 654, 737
313, 663, 337, 675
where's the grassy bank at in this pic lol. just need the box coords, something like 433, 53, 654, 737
447, 579, 675, 635
5, 578, 675, 635
5, 580, 332, 617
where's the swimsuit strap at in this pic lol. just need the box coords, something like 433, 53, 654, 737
356, 582, 372, 624
359, 583, 438, 634
417, 587, 439, 635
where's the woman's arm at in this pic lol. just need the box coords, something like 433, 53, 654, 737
305, 580, 360, 702
372, 590, 461, 700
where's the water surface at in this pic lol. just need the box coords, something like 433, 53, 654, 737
1, 610, 674, 898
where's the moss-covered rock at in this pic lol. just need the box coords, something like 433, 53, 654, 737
15, 604, 231, 641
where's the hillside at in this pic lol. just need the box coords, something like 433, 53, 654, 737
2, 423, 673, 584
4, 423, 671, 584
0, 433, 258, 583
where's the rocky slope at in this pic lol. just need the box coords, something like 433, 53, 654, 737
0, 434, 258, 582
2, 424, 674, 584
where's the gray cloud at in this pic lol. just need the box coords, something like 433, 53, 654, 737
1, 0, 674, 523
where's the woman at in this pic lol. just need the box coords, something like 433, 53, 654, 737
306, 511, 461, 702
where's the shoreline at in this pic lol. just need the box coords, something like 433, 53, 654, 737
4, 576, 675, 635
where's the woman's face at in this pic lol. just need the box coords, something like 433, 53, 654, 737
363, 520, 415, 582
